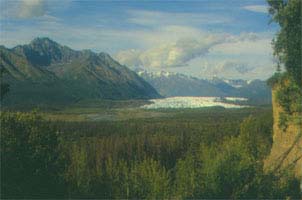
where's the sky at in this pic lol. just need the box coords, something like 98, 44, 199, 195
0, 0, 279, 80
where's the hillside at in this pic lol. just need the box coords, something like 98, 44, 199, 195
0, 38, 159, 106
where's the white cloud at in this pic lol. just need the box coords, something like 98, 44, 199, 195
0, 15, 275, 79
118, 37, 221, 68
115, 49, 143, 67
115, 27, 225, 68
115, 31, 275, 80
127, 9, 232, 27
174, 56, 275, 80
243, 5, 268, 13
179, 32, 275, 80
0, 0, 70, 19
0, 3, 275, 80
17, 0, 46, 18
210, 38, 272, 56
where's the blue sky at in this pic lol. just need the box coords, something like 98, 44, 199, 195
0, 0, 279, 80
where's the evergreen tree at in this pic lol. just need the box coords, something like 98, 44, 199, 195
267, 0, 302, 86
0, 112, 66, 198
0, 67, 9, 100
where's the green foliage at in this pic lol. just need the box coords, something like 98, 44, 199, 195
0, 112, 66, 198
198, 138, 257, 198
64, 138, 172, 199
276, 77, 302, 114
273, 73, 302, 129
1, 108, 300, 198
174, 154, 196, 198
267, 0, 302, 86
267, 72, 302, 129
266, 0, 301, 142
278, 112, 289, 131
128, 159, 170, 199
242, 171, 301, 198
65, 143, 92, 196
267, 72, 283, 87
239, 113, 273, 159
0, 67, 9, 100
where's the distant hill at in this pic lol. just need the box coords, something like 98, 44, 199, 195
0, 38, 160, 106
137, 69, 271, 105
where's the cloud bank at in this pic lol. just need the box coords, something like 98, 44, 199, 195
243, 5, 268, 13
0, 3, 276, 80
114, 30, 275, 80
115, 29, 224, 68
127, 10, 232, 27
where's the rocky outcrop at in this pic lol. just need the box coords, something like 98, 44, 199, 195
264, 85, 302, 178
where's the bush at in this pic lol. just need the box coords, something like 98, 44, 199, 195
276, 78, 302, 114
198, 138, 257, 198
0, 112, 65, 198
128, 159, 170, 199
267, 72, 284, 87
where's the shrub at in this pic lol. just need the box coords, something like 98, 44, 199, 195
0, 112, 65, 198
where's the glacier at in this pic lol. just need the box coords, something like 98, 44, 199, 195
141, 96, 248, 109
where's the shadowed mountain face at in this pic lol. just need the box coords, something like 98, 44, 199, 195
0, 38, 160, 106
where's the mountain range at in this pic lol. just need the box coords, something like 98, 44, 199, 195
137, 70, 271, 104
0, 38, 160, 106
0, 37, 271, 107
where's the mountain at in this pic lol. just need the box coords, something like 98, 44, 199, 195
234, 79, 272, 104
137, 70, 223, 97
137, 69, 271, 104
0, 38, 160, 106
209, 77, 271, 103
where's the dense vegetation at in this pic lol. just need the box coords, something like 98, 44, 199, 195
267, 0, 302, 129
268, 0, 301, 86
0, 68, 9, 100
1, 108, 300, 199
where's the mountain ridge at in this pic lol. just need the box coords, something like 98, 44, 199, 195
0, 37, 160, 106
136, 69, 271, 104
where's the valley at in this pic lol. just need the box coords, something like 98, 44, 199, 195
31, 97, 250, 122
1, 0, 301, 198
0, 37, 300, 199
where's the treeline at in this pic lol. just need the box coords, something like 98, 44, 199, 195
1, 109, 300, 199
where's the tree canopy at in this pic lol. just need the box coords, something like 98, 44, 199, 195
0, 67, 9, 100
267, 0, 302, 86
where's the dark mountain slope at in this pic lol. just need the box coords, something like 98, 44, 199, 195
49, 51, 159, 99
12, 37, 81, 67
0, 38, 159, 106
1, 46, 55, 81
0, 46, 77, 106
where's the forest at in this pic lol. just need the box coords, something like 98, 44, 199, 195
0, 107, 300, 199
